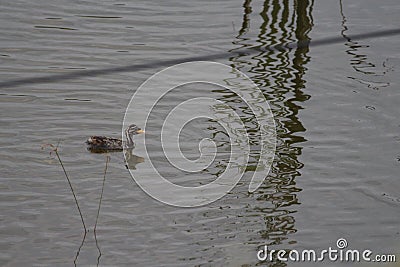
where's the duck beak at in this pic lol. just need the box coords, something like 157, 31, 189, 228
136, 129, 145, 134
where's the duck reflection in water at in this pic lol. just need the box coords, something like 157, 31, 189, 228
124, 148, 145, 170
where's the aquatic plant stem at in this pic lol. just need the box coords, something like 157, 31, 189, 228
43, 144, 87, 233
94, 155, 110, 266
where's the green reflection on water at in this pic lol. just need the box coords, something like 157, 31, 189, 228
230, 0, 313, 264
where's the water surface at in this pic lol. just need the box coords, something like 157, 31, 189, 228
1, 0, 400, 266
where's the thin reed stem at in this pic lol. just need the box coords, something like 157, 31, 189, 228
53, 148, 87, 232
94, 155, 110, 266
42, 144, 87, 233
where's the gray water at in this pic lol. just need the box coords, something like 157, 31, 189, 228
1, 0, 400, 266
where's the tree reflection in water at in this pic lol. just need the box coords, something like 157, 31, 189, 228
226, 0, 314, 264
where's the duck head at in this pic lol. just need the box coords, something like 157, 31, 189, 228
125, 124, 144, 148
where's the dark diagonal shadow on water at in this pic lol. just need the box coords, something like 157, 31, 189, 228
0, 26, 399, 89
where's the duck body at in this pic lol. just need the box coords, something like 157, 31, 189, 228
86, 136, 124, 153
86, 124, 144, 153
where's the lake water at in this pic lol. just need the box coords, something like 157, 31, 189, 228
1, 0, 400, 266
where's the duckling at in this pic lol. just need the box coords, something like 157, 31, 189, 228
86, 124, 144, 153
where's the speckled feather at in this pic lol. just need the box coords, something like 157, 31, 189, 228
86, 136, 124, 153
